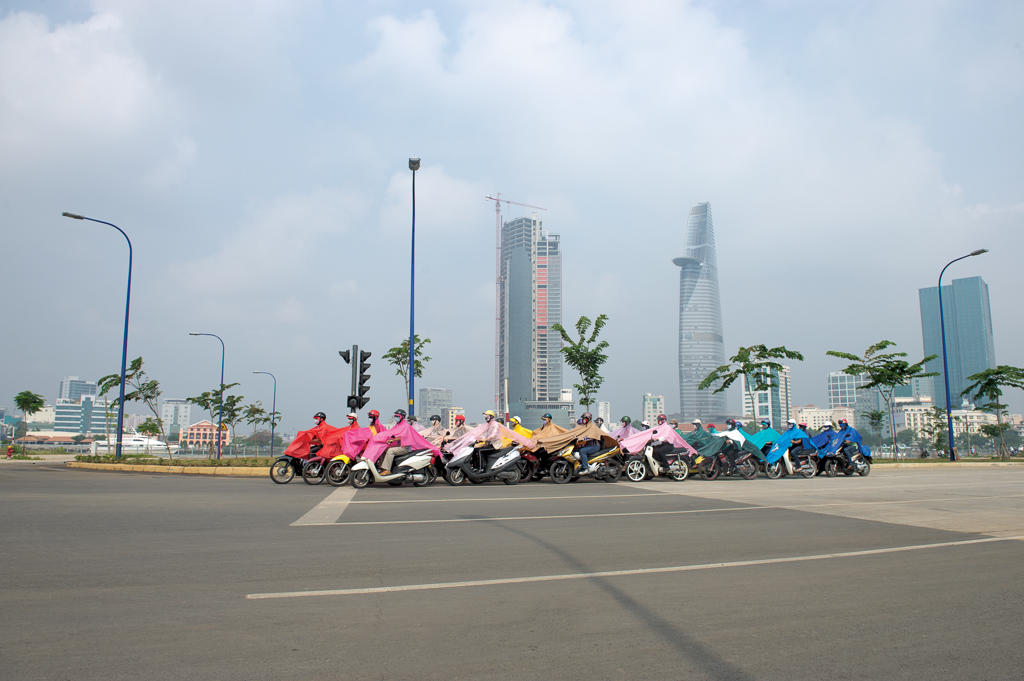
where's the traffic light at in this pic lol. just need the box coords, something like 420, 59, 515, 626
338, 349, 351, 364
346, 395, 359, 410
357, 350, 371, 408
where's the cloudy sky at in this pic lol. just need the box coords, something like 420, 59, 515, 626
3, 0, 1022, 434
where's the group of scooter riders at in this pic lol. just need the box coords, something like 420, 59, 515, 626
270, 403, 872, 486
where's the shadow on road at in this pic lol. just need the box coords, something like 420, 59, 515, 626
489, 518, 755, 681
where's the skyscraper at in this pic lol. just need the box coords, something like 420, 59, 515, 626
497, 216, 571, 425
918, 276, 996, 409
673, 202, 727, 421
58, 376, 97, 402
417, 387, 453, 421
742, 365, 792, 426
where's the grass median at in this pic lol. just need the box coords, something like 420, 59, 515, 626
74, 454, 275, 467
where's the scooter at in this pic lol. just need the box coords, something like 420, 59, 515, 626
699, 445, 758, 480
820, 442, 871, 477
549, 444, 623, 483
765, 444, 817, 479
323, 453, 354, 487
269, 448, 315, 484
350, 449, 437, 488
624, 444, 689, 481
445, 444, 523, 485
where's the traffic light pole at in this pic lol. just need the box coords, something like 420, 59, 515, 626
339, 344, 371, 412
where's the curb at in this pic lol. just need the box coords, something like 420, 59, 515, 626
68, 462, 266, 477
874, 461, 1024, 469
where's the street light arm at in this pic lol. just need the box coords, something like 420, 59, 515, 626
189, 331, 226, 459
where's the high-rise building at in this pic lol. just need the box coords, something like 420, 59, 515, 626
417, 387, 453, 421
58, 376, 97, 402
53, 395, 110, 434
497, 216, 571, 425
673, 202, 727, 422
160, 399, 192, 441
919, 276, 996, 409
596, 401, 611, 425
742, 365, 792, 427
441, 406, 464, 430
826, 370, 883, 427
641, 394, 665, 425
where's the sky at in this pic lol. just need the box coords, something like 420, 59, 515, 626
2, 0, 1022, 436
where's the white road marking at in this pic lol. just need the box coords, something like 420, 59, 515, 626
291, 486, 357, 526
247, 535, 1024, 599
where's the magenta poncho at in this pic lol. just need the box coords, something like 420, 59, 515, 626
442, 421, 536, 454
361, 420, 441, 463
619, 423, 697, 456
609, 424, 641, 441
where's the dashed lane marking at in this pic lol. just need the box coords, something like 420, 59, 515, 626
291, 486, 357, 526
247, 535, 1024, 599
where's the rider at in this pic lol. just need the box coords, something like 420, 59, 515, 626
594, 416, 610, 433
421, 415, 446, 446
835, 418, 866, 468
442, 414, 468, 446
575, 412, 601, 475
367, 409, 385, 435
309, 411, 329, 455
650, 414, 675, 468
378, 409, 411, 474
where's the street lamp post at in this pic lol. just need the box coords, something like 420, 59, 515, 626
938, 248, 988, 462
189, 332, 225, 459
252, 370, 277, 458
408, 157, 420, 417
62, 212, 131, 460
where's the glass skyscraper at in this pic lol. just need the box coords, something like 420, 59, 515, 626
918, 276, 996, 409
673, 202, 727, 421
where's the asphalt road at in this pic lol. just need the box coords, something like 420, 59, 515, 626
1, 463, 1022, 681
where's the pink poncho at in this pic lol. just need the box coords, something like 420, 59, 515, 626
618, 423, 697, 456
360, 420, 441, 464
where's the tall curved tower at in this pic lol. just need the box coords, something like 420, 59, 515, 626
673, 202, 727, 421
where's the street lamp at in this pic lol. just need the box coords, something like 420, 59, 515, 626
938, 248, 988, 462
188, 332, 225, 459
62, 212, 131, 460
252, 370, 277, 458
408, 157, 420, 417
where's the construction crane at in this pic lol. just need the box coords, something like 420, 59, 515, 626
484, 193, 547, 414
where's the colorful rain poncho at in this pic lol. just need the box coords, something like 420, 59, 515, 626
443, 421, 536, 454
340, 422, 387, 458
282, 420, 355, 459
534, 422, 618, 454
418, 422, 448, 447
501, 423, 534, 448
745, 427, 781, 451
360, 420, 441, 464
820, 425, 872, 457
618, 423, 697, 456
716, 427, 767, 461
609, 423, 641, 440
531, 421, 568, 440
765, 425, 817, 464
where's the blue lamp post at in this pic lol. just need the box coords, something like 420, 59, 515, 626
252, 370, 277, 458
189, 332, 225, 459
937, 249, 988, 462
408, 157, 420, 417
62, 212, 131, 460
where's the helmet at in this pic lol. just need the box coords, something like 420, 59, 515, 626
787, 418, 797, 426
726, 418, 738, 429
621, 416, 631, 424
692, 419, 702, 425
838, 418, 848, 426
346, 413, 357, 421
821, 422, 834, 429
393, 409, 406, 419
313, 411, 326, 420
455, 414, 465, 422
594, 417, 603, 424
657, 413, 666, 420
576, 417, 586, 425
368, 409, 380, 418
542, 413, 553, 420
408, 415, 418, 422
483, 409, 496, 417
707, 423, 715, 429
760, 419, 770, 427
581, 412, 592, 422
510, 416, 521, 426
798, 422, 808, 429
641, 420, 651, 427
430, 415, 441, 423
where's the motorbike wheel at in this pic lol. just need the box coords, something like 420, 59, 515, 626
325, 461, 351, 487
517, 460, 535, 483
824, 460, 838, 477
843, 467, 855, 476
502, 468, 521, 485
302, 460, 325, 485
550, 459, 573, 484
667, 460, 689, 482
414, 466, 437, 487
702, 459, 720, 481
799, 461, 816, 478
737, 459, 757, 480
603, 460, 623, 482
765, 461, 782, 479
625, 459, 648, 482
269, 459, 294, 484
350, 469, 372, 489
445, 467, 465, 486
857, 461, 871, 477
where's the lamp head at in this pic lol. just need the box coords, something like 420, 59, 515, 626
62, 212, 85, 220
408, 158, 421, 171
188, 332, 200, 336
970, 249, 988, 256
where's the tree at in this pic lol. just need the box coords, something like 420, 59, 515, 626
920, 406, 949, 452
99, 357, 172, 458
895, 429, 917, 446
961, 366, 1024, 460
699, 344, 804, 396
827, 340, 936, 455
13, 390, 44, 453
243, 402, 268, 436
186, 382, 240, 456
382, 335, 432, 403
861, 408, 887, 444
551, 314, 610, 410
137, 417, 163, 454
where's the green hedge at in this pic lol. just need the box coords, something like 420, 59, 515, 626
73, 455, 274, 467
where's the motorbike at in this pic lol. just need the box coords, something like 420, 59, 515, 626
301, 450, 335, 485
323, 453, 354, 487
269, 448, 315, 484
820, 442, 872, 477
698, 444, 758, 480
445, 444, 523, 485
765, 444, 817, 479
549, 443, 623, 483
350, 449, 437, 488
623, 444, 689, 482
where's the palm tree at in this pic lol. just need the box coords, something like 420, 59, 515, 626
13, 391, 45, 453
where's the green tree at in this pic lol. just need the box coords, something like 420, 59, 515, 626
136, 417, 163, 453
961, 366, 1024, 460
861, 408, 887, 444
13, 390, 44, 453
920, 406, 949, 452
827, 340, 936, 455
98, 357, 172, 458
699, 345, 805, 400
243, 402, 268, 436
895, 429, 917, 447
382, 335, 432, 404
551, 314, 610, 410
